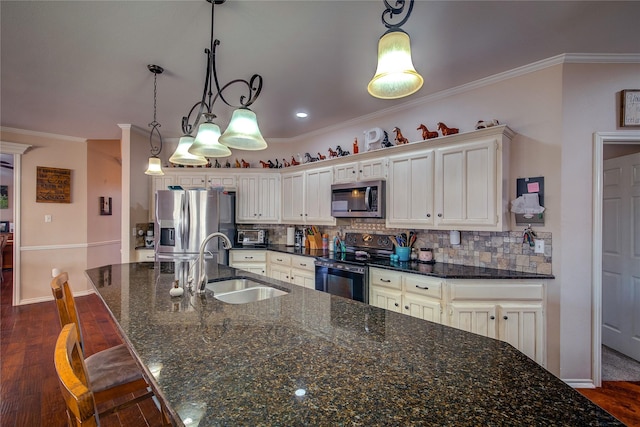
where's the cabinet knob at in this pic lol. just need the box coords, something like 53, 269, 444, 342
503, 316, 508, 320
404, 305, 409, 310
490, 316, 495, 320
352, 170, 356, 174
437, 213, 443, 217
300, 213, 303, 216
394, 303, 399, 307
426, 213, 431, 218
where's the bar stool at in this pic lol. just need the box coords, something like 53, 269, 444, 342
50, 272, 155, 417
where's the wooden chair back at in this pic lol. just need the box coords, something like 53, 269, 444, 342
51, 272, 85, 352
54, 323, 98, 427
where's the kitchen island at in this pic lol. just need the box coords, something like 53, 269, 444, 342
86, 262, 618, 426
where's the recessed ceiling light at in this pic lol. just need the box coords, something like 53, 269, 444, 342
296, 112, 308, 118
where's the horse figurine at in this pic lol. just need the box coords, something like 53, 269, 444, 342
304, 152, 319, 163
290, 156, 300, 166
336, 145, 350, 156
214, 159, 221, 168
328, 147, 338, 158
224, 160, 231, 168
317, 152, 326, 160
267, 160, 276, 168
241, 159, 250, 168
234, 158, 241, 168
381, 130, 393, 148
393, 127, 409, 144
475, 119, 500, 130
259, 160, 270, 168
274, 159, 282, 168
417, 124, 438, 140
283, 158, 291, 167
437, 122, 459, 136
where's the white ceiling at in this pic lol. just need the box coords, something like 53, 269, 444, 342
1, 1, 639, 142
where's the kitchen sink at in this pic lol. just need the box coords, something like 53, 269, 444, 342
206, 278, 289, 304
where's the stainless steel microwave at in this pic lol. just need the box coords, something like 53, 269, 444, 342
331, 180, 385, 218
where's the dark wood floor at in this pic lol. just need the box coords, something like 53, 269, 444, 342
0, 270, 163, 426
2, 269, 640, 426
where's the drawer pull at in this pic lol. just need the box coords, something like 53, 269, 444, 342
300, 263, 307, 267
381, 279, 391, 283
277, 258, 283, 262
415, 285, 429, 290
244, 256, 254, 260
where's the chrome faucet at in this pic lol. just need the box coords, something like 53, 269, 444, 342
197, 232, 233, 293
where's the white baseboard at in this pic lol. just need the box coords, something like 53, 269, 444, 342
17, 288, 95, 305
565, 380, 596, 389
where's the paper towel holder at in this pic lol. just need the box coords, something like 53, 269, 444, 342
513, 177, 545, 226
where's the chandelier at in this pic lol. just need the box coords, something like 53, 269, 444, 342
367, 0, 423, 99
170, 0, 267, 165
144, 64, 165, 175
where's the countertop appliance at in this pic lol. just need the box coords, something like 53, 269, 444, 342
155, 189, 235, 264
237, 229, 266, 245
331, 180, 385, 218
315, 232, 394, 303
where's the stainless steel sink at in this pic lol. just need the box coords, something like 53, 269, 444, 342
206, 278, 289, 304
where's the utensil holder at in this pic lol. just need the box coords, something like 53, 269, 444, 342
395, 246, 411, 262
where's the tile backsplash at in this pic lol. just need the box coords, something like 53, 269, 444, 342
244, 219, 552, 275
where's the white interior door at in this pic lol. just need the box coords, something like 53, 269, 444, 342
602, 152, 640, 361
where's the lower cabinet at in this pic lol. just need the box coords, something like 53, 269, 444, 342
229, 249, 266, 276
135, 249, 155, 262
369, 267, 546, 366
267, 251, 316, 289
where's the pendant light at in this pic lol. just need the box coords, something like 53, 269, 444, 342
368, 0, 423, 99
169, 135, 208, 166
174, 0, 267, 163
144, 64, 165, 175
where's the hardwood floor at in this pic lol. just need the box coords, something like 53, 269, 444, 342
0, 270, 163, 426
2, 269, 640, 426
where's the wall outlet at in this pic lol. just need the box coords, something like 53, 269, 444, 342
534, 239, 545, 254
44, 215, 52, 223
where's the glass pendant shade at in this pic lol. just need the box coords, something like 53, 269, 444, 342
218, 108, 268, 150
145, 157, 164, 175
169, 135, 208, 166
368, 30, 423, 99
189, 121, 232, 158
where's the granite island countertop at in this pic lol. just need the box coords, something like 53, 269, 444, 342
86, 262, 613, 426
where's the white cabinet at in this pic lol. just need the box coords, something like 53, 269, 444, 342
447, 281, 545, 365
333, 158, 387, 183
386, 149, 435, 228
281, 167, 335, 225
266, 251, 315, 289
135, 249, 155, 262
434, 138, 502, 230
236, 174, 280, 223
229, 249, 266, 276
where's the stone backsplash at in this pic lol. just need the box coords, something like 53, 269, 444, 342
241, 219, 552, 275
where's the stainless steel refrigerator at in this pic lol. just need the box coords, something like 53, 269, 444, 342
155, 189, 235, 264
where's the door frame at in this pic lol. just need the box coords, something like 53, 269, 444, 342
592, 131, 640, 387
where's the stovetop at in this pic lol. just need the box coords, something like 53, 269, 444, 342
319, 232, 395, 266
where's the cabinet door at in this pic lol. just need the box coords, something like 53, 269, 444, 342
387, 150, 434, 228
281, 172, 305, 223
268, 264, 291, 282
236, 176, 259, 222
358, 158, 387, 181
176, 174, 207, 188
449, 303, 497, 339
305, 167, 335, 225
291, 268, 315, 289
333, 162, 358, 183
498, 304, 544, 364
207, 174, 236, 189
403, 294, 442, 324
257, 175, 280, 222
370, 286, 402, 312
435, 139, 497, 228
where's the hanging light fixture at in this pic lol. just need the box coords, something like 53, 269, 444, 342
170, 0, 266, 165
368, 0, 423, 99
145, 64, 165, 175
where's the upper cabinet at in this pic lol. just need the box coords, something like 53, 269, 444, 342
236, 174, 280, 223
281, 167, 335, 225
333, 158, 387, 183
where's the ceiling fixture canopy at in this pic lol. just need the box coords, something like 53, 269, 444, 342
145, 64, 165, 176
368, 0, 423, 100
170, 0, 267, 165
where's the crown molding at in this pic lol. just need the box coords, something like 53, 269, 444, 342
0, 126, 87, 143
0, 141, 32, 155
281, 53, 640, 144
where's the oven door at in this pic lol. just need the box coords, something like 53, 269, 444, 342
314, 261, 368, 303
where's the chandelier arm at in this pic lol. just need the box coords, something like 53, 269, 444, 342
181, 47, 215, 135
381, 0, 414, 30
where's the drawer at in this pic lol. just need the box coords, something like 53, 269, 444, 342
230, 249, 266, 263
369, 267, 401, 290
404, 275, 442, 299
448, 282, 544, 301
290, 255, 315, 272
269, 252, 292, 266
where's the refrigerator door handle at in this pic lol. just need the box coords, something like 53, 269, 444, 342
180, 192, 187, 250
184, 193, 191, 249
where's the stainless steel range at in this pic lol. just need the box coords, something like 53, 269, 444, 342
314, 232, 394, 303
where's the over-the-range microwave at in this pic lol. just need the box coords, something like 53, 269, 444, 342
331, 180, 385, 218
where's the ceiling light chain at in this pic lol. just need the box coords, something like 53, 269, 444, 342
145, 64, 165, 176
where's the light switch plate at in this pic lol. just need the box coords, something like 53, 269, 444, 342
534, 239, 544, 254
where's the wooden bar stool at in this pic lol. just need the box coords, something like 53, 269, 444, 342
50, 272, 156, 418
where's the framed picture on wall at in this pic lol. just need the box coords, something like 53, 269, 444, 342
0, 221, 9, 233
621, 89, 640, 127
0, 185, 7, 209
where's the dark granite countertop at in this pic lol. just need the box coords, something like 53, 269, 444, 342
234, 244, 555, 280
87, 262, 615, 426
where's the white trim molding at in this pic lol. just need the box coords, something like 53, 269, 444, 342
0, 127, 86, 143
